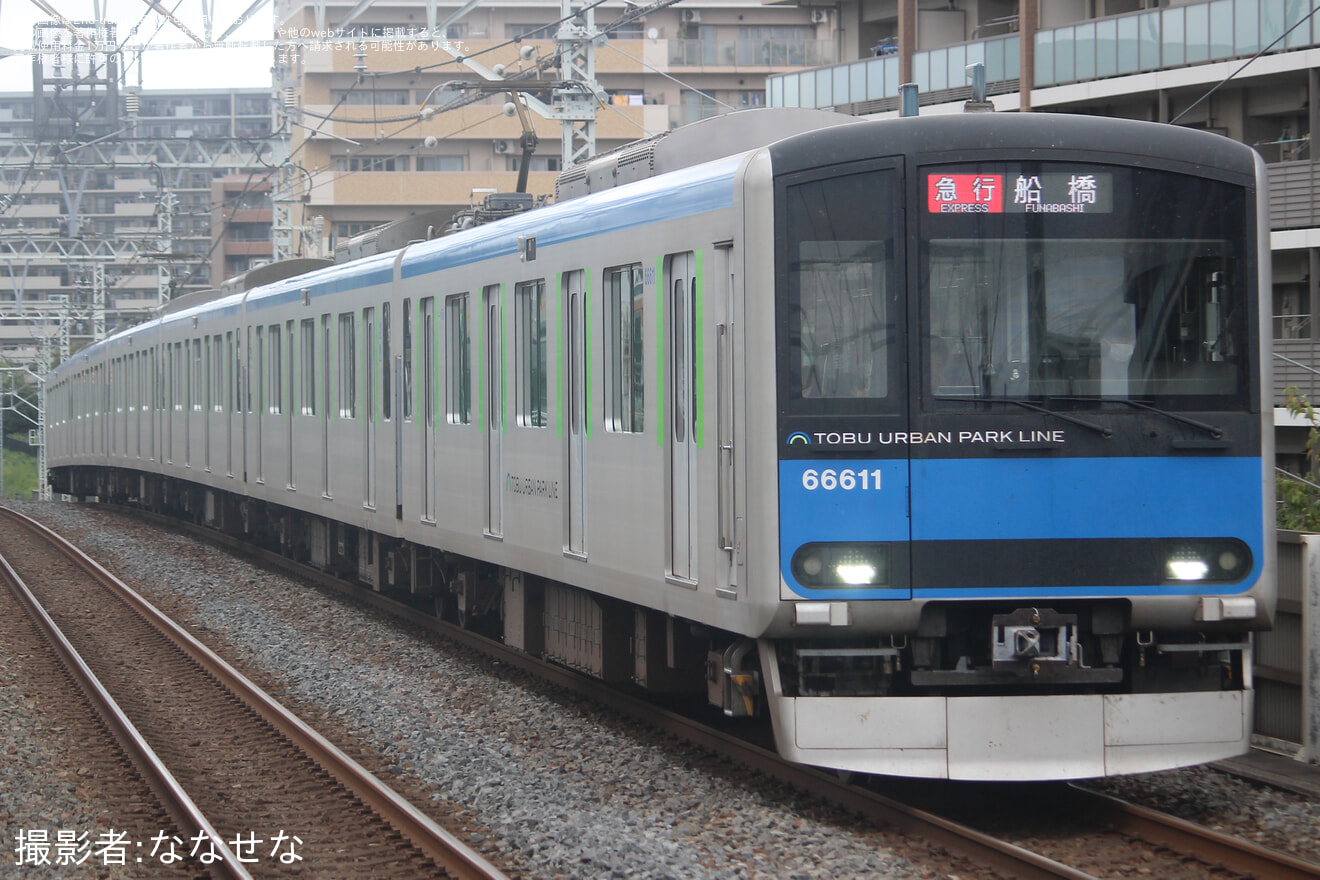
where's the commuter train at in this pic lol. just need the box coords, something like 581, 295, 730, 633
46, 108, 1275, 781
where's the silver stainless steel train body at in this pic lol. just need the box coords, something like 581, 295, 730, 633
45, 109, 1275, 781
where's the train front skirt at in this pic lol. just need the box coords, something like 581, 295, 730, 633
758, 640, 1251, 780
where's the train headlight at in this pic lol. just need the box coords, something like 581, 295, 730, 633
1162, 539, 1251, 583
792, 543, 889, 588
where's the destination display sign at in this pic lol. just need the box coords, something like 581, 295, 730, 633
926, 171, 1113, 214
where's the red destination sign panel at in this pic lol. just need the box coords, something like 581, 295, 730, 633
927, 174, 1003, 213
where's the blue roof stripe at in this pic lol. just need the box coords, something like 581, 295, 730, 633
55, 154, 741, 374
401, 154, 740, 279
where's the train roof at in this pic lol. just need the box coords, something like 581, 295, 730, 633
766, 112, 1262, 180
554, 107, 859, 202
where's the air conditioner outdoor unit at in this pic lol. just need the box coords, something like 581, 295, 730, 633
681, 9, 700, 22
811, 9, 829, 23
495, 140, 510, 153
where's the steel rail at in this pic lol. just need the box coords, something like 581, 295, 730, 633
1068, 785, 1320, 880
0, 526, 252, 880
1, 506, 509, 880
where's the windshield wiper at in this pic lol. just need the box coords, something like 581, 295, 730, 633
1063, 397, 1224, 439
1040, 398, 1224, 440
935, 395, 1113, 438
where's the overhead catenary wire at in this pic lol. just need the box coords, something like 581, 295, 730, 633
1170, 6, 1320, 125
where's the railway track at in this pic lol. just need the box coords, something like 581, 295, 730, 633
22, 502, 1320, 880
1064, 785, 1320, 879
0, 506, 508, 880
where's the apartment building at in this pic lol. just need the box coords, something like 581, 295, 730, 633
271, 0, 837, 255
0, 87, 273, 360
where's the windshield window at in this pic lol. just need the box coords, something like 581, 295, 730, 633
929, 239, 1238, 399
922, 163, 1248, 408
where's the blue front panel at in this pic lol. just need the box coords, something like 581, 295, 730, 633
778, 457, 910, 600
777, 455, 1265, 601
908, 456, 1265, 599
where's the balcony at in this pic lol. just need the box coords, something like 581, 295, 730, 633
1276, 337, 1320, 404
768, 34, 1018, 111
769, 0, 1320, 111
1270, 160, 1320, 230
669, 39, 836, 71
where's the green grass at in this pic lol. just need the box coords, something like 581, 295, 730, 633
2, 437, 39, 499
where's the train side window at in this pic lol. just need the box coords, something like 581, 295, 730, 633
446, 292, 472, 424
339, 312, 357, 419
172, 342, 182, 412
287, 320, 296, 420
403, 298, 413, 421
226, 332, 236, 413
254, 327, 264, 415
363, 307, 375, 423
604, 263, 645, 433
300, 318, 316, 415
382, 302, 392, 420
268, 325, 282, 415
184, 340, 193, 412
421, 298, 436, 430
322, 315, 332, 423
193, 337, 204, 412
515, 279, 548, 428
212, 335, 221, 413
203, 337, 211, 413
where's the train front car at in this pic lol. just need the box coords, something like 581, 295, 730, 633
756, 114, 1273, 781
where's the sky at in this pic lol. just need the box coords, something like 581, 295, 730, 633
0, 0, 277, 93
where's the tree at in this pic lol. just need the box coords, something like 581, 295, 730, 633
1278, 388, 1320, 531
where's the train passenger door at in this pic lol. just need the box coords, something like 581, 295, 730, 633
224, 332, 233, 477
667, 252, 699, 583
565, 270, 587, 556
715, 247, 739, 599
254, 328, 263, 481
203, 336, 212, 471
184, 339, 192, 467
364, 307, 377, 509
322, 315, 331, 497
287, 320, 296, 489
484, 284, 503, 538
421, 297, 437, 521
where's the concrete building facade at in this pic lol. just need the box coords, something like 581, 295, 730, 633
0, 87, 273, 360
272, 0, 839, 256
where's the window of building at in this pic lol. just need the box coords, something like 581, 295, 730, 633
336, 156, 409, 172
508, 22, 555, 39
330, 88, 411, 105
416, 155, 466, 171
508, 155, 561, 172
